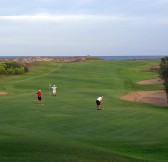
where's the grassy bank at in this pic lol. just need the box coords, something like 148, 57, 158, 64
0, 59, 167, 162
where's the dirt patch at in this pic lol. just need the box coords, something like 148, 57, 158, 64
0, 91, 8, 95
120, 90, 167, 106
137, 78, 164, 85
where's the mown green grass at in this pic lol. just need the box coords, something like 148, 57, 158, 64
0, 59, 167, 162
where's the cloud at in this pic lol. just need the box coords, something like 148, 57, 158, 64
0, 13, 168, 25
0, 13, 132, 22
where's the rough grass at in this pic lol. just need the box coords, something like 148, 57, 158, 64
0, 59, 167, 162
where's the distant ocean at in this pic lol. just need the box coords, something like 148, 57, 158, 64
96, 55, 165, 60
0, 55, 165, 60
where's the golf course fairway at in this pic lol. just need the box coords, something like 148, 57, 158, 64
0, 58, 167, 162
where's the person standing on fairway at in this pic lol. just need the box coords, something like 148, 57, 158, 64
36, 90, 42, 104
51, 85, 57, 96
96, 96, 103, 110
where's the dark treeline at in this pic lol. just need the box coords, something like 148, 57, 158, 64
160, 56, 168, 103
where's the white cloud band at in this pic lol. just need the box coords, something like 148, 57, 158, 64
0, 13, 168, 25
0, 13, 133, 22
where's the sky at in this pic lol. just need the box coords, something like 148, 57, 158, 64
0, 0, 168, 56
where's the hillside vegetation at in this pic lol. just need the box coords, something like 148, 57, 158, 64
0, 59, 167, 162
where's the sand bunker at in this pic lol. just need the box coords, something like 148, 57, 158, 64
120, 78, 167, 106
137, 78, 164, 85
0, 91, 8, 95
120, 90, 167, 106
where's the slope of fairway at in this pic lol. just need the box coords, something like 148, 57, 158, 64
0, 59, 167, 162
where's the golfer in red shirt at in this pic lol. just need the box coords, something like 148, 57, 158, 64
36, 90, 42, 104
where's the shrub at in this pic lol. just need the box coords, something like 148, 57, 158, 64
14, 67, 25, 74
0, 62, 28, 75
0, 65, 6, 74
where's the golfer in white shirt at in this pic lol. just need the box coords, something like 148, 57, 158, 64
51, 85, 57, 96
96, 96, 103, 110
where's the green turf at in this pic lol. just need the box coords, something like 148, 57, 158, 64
0, 59, 167, 162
